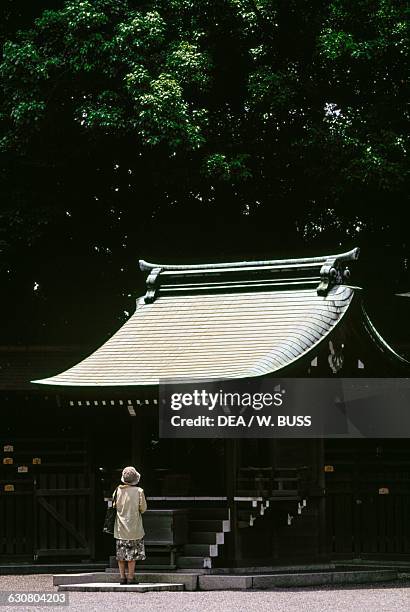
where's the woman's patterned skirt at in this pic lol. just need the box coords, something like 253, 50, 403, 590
115, 537, 146, 561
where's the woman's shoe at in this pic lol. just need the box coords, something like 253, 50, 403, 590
119, 577, 127, 585
127, 577, 138, 585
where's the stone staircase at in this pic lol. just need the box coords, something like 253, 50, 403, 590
171, 466, 312, 567
177, 507, 230, 569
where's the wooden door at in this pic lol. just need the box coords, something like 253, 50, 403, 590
34, 471, 95, 560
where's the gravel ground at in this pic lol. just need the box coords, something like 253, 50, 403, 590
0, 574, 410, 612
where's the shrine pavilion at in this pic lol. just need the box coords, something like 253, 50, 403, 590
1, 247, 409, 567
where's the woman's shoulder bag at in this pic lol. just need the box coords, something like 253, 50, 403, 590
102, 487, 118, 535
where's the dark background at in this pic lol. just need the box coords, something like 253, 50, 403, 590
0, 1, 408, 352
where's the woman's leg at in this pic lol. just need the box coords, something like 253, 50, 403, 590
117, 559, 126, 578
127, 560, 136, 581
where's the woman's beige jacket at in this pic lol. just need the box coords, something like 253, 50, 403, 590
113, 484, 147, 540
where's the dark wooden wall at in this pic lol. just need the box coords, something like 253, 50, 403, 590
325, 439, 410, 558
3, 393, 410, 565
0, 395, 133, 562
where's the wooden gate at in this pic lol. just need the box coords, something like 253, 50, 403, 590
34, 472, 95, 560
0, 437, 95, 561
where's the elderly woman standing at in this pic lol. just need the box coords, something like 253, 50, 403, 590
113, 466, 147, 585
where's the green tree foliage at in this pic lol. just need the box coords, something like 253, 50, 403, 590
0, 0, 408, 342
1, 0, 408, 240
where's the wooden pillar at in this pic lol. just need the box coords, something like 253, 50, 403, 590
86, 434, 96, 561
225, 439, 241, 565
317, 438, 327, 559
269, 438, 279, 560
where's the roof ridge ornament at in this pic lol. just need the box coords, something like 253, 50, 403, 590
139, 248, 360, 273
144, 267, 162, 304
139, 247, 360, 302
317, 248, 360, 297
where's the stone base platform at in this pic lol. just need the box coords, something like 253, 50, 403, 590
198, 569, 398, 590
54, 569, 398, 592
58, 582, 184, 593
54, 572, 197, 591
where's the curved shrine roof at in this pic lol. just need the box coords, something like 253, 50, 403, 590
33, 248, 365, 386
34, 284, 354, 386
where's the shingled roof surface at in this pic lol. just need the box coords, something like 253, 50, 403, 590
34, 249, 360, 386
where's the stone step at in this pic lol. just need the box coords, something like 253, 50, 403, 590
198, 570, 399, 590
189, 519, 230, 532
177, 556, 212, 569
58, 582, 184, 593
54, 572, 197, 590
183, 544, 218, 557
190, 531, 224, 544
